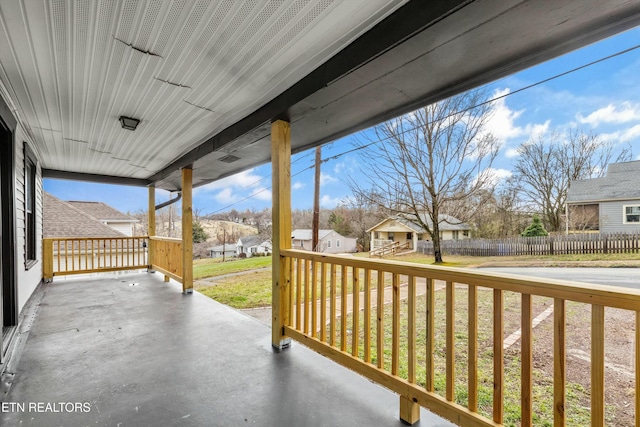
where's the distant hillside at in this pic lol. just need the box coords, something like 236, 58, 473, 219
199, 220, 258, 243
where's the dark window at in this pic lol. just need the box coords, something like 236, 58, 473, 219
24, 145, 37, 267
625, 205, 640, 223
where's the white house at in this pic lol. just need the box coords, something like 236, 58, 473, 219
236, 235, 272, 257
66, 200, 138, 236
291, 229, 358, 253
567, 161, 640, 234
368, 213, 471, 253
208, 244, 238, 259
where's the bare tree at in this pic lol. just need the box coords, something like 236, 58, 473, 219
349, 89, 499, 262
509, 129, 631, 232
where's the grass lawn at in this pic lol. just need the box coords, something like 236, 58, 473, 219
193, 255, 272, 280
196, 270, 272, 308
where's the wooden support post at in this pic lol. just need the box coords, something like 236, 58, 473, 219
148, 186, 155, 270
42, 238, 53, 281
182, 167, 193, 294
272, 119, 292, 350
400, 395, 420, 425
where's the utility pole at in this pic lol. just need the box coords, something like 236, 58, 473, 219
312, 146, 321, 251
222, 228, 226, 262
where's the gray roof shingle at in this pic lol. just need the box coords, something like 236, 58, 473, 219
66, 200, 135, 221
44, 193, 127, 238
567, 160, 640, 203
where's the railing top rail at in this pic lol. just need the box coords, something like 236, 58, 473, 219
148, 236, 182, 243
281, 248, 640, 310
44, 236, 149, 241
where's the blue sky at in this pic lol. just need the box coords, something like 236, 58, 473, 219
44, 27, 640, 215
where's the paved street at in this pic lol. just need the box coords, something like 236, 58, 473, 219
479, 267, 640, 289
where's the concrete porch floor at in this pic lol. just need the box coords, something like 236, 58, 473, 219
0, 272, 454, 426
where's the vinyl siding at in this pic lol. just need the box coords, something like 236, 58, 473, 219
600, 200, 640, 233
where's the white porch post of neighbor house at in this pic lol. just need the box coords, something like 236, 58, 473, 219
271, 119, 292, 350
148, 186, 155, 271
182, 167, 194, 294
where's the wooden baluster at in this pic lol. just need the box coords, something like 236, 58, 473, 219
296, 258, 302, 331
392, 273, 400, 376
377, 270, 384, 370
446, 281, 455, 401
364, 268, 371, 363
554, 298, 566, 427
352, 267, 360, 357
330, 263, 337, 347
591, 304, 605, 426
341, 265, 348, 352
311, 260, 318, 338
304, 259, 310, 334
320, 262, 327, 342
469, 284, 478, 412
494, 289, 504, 423
425, 277, 434, 392
408, 275, 416, 383
522, 294, 533, 427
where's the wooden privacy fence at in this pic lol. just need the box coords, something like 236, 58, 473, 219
280, 248, 640, 426
43, 237, 148, 280
417, 232, 640, 257
148, 236, 183, 283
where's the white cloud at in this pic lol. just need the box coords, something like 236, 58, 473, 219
320, 172, 338, 186
483, 88, 550, 144
292, 181, 305, 190
250, 187, 272, 201
505, 147, 520, 158
213, 188, 238, 204
333, 162, 345, 174
484, 168, 513, 186
193, 168, 271, 205
601, 124, 640, 143
576, 102, 640, 127
320, 194, 343, 208
195, 169, 266, 193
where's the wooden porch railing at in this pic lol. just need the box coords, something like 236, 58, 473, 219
43, 237, 149, 280
148, 236, 183, 283
280, 248, 640, 426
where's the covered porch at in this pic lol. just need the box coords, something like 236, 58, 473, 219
0, 271, 452, 426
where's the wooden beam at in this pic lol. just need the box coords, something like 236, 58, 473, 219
271, 119, 292, 350
181, 167, 193, 294
148, 186, 155, 268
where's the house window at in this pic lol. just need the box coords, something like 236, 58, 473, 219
327, 240, 332, 248
624, 205, 640, 223
388, 232, 394, 241
24, 144, 37, 267
374, 231, 380, 240
452, 230, 459, 240
406, 232, 412, 240
463, 230, 469, 237
336, 239, 341, 248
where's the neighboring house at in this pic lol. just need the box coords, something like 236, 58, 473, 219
291, 229, 357, 254
368, 213, 471, 252
66, 200, 138, 236
43, 193, 128, 238
566, 160, 640, 234
208, 243, 237, 259
236, 235, 272, 257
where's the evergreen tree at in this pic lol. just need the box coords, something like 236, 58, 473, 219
521, 214, 548, 237
192, 221, 208, 243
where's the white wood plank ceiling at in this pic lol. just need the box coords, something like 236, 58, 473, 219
0, 0, 404, 180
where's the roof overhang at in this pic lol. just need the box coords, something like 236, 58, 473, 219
2, 0, 640, 191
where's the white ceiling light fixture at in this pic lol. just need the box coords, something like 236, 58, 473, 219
119, 116, 140, 131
